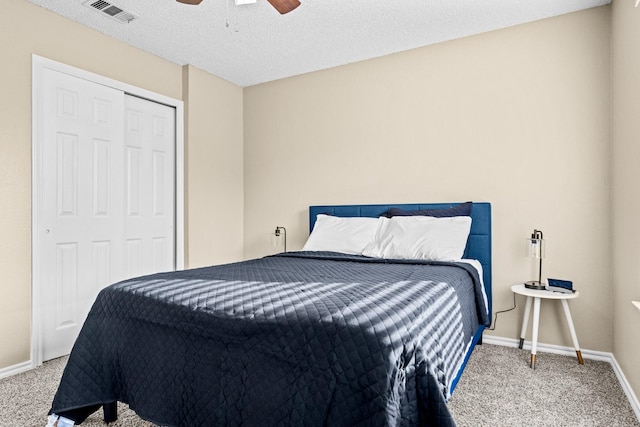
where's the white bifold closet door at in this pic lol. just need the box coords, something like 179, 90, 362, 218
40, 68, 175, 361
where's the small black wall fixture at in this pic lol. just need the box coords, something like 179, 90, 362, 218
274, 226, 287, 252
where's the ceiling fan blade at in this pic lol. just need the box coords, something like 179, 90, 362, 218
176, 0, 203, 4
267, 0, 300, 14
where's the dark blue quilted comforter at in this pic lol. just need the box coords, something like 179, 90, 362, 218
50, 252, 489, 426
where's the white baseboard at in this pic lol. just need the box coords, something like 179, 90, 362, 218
0, 360, 34, 380
483, 335, 640, 421
610, 353, 640, 422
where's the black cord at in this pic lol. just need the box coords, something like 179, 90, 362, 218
486, 292, 517, 331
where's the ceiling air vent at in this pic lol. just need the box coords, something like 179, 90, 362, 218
83, 0, 139, 24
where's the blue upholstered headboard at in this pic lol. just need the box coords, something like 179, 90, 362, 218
308, 202, 492, 316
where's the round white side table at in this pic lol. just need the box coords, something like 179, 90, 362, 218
511, 283, 583, 369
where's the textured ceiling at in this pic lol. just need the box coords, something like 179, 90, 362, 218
27, 0, 610, 87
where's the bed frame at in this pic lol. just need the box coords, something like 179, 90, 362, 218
309, 202, 492, 394
91, 202, 492, 423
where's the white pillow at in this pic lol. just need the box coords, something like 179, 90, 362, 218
302, 215, 380, 255
362, 216, 472, 261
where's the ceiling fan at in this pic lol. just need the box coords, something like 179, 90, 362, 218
176, 0, 300, 15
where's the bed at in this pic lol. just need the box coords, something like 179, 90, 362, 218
49, 202, 492, 426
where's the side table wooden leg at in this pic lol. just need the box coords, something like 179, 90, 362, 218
519, 296, 532, 349
560, 299, 584, 365
530, 297, 541, 369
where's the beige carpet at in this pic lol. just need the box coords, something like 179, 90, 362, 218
0, 344, 638, 426
448, 344, 640, 427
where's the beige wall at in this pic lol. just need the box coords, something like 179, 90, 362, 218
612, 0, 640, 405
183, 65, 244, 268
0, 0, 243, 371
244, 7, 612, 352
